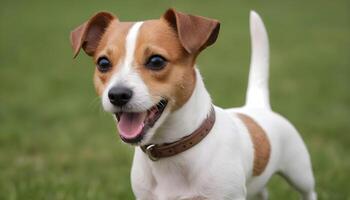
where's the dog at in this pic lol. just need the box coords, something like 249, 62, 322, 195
70, 8, 317, 200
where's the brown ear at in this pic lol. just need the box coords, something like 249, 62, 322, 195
163, 8, 220, 54
70, 12, 116, 58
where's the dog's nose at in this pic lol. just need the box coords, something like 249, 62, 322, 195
108, 87, 133, 106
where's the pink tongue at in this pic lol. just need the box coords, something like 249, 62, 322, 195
117, 112, 147, 139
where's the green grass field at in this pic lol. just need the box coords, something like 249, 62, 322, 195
1, 0, 349, 199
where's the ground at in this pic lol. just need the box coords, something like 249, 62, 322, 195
0, 0, 349, 199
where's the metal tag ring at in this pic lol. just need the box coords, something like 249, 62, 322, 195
145, 144, 158, 161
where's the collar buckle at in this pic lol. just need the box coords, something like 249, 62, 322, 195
145, 144, 158, 161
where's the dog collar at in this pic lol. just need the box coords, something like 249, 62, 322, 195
141, 106, 216, 161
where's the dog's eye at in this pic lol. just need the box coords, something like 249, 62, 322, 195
145, 55, 167, 70
97, 57, 112, 72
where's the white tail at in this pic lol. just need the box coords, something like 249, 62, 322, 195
245, 11, 271, 109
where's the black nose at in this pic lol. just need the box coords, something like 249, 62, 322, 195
108, 87, 133, 106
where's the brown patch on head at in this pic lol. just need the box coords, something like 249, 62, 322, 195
163, 8, 220, 54
70, 12, 134, 96
236, 113, 271, 176
71, 9, 220, 111
70, 12, 116, 58
129, 9, 220, 110
92, 21, 133, 95
133, 19, 196, 110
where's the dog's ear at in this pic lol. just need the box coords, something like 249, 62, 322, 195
70, 12, 116, 58
162, 8, 220, 54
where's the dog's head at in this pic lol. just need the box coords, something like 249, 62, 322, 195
70, 9, 220, 145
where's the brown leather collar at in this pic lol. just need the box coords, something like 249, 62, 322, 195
141, 106, 216, 161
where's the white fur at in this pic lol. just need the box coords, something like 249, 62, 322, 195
111, 11, 316, 200
147, 69, 212, 144
245, 11, 270, 109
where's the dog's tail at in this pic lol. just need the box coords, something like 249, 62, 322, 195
245, 11, 271, 110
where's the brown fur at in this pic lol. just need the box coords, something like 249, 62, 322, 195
92, 18, 197, 110
71, 9, 220, 111
134, 19, 196, 110
237, 113, 271, 176
70, 12, 116, 58
163, 9, 220, 54
92, 21, 133, 95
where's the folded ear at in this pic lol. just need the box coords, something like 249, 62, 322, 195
70, 12, 116, 58
162, 8, 220, 54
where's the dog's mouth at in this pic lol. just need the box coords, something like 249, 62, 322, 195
115, 99, 168, 144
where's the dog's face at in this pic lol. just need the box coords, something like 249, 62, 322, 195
70, 9, 220, 145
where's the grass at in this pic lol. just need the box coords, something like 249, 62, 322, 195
0, 0, 349, 199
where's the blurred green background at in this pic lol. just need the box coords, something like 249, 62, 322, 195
1, 0, 349, 199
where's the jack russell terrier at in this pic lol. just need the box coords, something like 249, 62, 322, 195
70, 8, 316, 200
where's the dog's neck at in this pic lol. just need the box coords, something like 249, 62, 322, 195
150, 68, 213, 144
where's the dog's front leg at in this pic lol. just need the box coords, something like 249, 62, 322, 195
131, 148, 157, 200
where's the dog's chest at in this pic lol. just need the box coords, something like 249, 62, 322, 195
132, 111, 249, 199
151, 163, 205, 199
146, 152, 242, 199
148, 163, 239, 200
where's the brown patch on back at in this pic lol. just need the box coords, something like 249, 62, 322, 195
134, 19, 196, 110
237, 113, 271, 176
